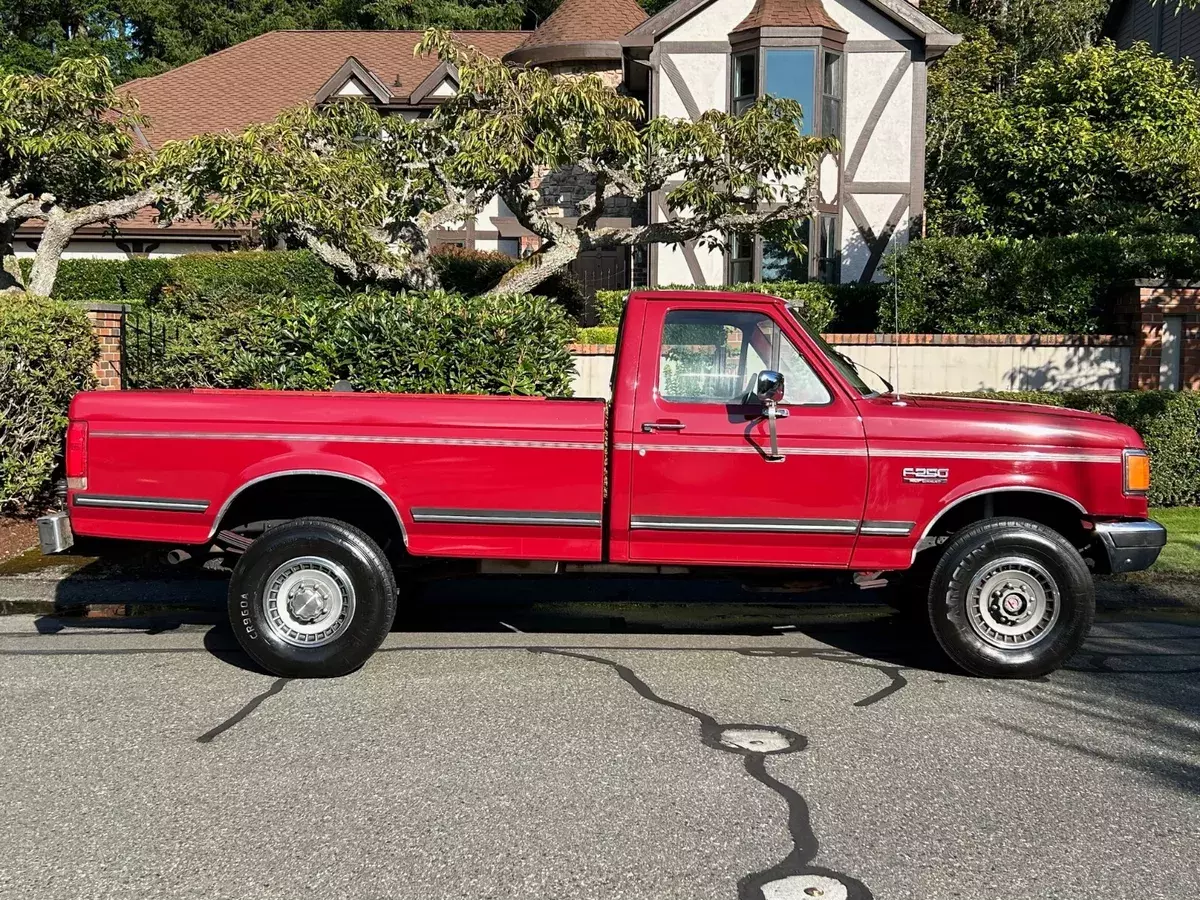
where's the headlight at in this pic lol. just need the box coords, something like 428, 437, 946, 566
1124, 449, 1150, 495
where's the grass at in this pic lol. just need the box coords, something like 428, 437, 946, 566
1150, 508, 1200, 577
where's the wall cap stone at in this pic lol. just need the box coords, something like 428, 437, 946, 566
82, 302, 130, 313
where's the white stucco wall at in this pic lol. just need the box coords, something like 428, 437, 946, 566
570, 344, 1131, 398
665, 0, 755, 41
649, 0, 923, 287
824, 0, 911, 41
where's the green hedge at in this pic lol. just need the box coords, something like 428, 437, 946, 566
0, 294, 97, 511
884, 234, 1200, 334
592, 281, 878, 334
24, 251, 338, 304
430, 246, 586, 321
127, 290, 576, 397
957, 391, 1200, 507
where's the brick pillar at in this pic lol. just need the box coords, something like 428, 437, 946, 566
1128, 281, 1200, 390
84, 302, 126, 390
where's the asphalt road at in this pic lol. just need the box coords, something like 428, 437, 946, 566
0, 580, 1197, 900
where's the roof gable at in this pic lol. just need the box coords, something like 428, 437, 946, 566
626, 0, 957, 52
314, 56, 391, 105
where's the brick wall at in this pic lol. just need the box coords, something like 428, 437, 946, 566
1129, 281, 1200, 390
83, 303, 125, 391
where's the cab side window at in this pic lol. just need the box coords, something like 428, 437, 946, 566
657, 310, 830, 405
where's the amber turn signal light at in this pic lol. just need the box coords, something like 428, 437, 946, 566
1124, 449, 1150, 495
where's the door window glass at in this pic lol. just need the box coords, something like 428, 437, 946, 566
658, 310, 830, 405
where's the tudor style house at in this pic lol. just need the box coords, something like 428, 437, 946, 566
18, 0, 957, 287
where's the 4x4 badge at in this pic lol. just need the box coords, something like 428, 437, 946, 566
903, 466, 949, 484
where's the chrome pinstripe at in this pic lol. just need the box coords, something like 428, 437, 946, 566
91, 431, 604, 451
73, 495, 209, 513
630, 516, 861, 534
411, 508, 602, 527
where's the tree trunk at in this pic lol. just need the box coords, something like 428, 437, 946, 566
486, 234, 580, 296
0, 222, 23, 292
26, 212, 73, 297
24, 189, 160, 297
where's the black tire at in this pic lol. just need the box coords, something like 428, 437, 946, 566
926, 517, 1094, 679
228, 517, 398, 677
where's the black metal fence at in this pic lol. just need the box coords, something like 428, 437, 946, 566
120, 305, 181, 389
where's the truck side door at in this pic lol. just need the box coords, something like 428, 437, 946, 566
624, 299, 868, 568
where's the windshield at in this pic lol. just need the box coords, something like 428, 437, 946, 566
788, 306, 881, 397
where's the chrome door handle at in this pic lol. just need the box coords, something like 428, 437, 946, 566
642, 421, 686, 433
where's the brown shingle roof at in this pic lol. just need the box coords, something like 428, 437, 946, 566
517, 0, 647, 50
123, 30, 527, 148
731, 0, 846, 33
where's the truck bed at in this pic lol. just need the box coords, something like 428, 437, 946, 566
68, 390, 609, 561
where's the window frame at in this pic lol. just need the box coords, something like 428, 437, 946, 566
655, 307, 834, 409
726, 36, 846, 285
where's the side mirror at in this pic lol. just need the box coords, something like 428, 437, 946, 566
753, 370, 786, 405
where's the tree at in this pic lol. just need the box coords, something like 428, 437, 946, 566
168, 30, 834, 295
0, 56, 168, 295
925, 40, 1200, 238
2, 0, 541, 80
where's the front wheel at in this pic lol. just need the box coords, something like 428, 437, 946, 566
926, 518, 1094, 678
228, 517, 398, 677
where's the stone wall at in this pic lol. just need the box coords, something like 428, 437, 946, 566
569, 334, 1133, 398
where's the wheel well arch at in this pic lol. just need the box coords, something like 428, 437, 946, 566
912, 488, 1087, 565
209, 470, 407, 551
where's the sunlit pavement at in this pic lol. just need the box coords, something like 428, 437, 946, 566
0, 579, 1196, 900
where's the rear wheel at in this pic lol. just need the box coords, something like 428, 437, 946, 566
926, 518, 1094, 678
228, 517, 397, 677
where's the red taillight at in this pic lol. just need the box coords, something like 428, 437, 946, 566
66, 421, 88, 491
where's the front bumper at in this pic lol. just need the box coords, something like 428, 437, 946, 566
1094, 519, 1167, 574
37, 512, 74, 554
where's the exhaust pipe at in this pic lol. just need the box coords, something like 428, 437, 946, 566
166, 549, 192, 565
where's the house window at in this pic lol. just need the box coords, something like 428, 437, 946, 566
764, 49, 817, 135
730, 45, 844, 139
730, 233, 754, 283
821, 52, 843, 139
732, 53, 757, 114
729, 220, 818, 284
761, 219, 810, 283
817, 214, 839, 282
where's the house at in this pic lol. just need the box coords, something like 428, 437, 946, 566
1108, 0, 1200, 60
18, 0, 958, 286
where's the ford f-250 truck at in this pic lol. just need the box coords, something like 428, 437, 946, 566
39, 290, 1166, 679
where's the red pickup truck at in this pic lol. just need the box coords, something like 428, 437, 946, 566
39, 290, 1165, 679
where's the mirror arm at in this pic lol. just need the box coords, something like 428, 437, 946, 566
763, 400, 785, 463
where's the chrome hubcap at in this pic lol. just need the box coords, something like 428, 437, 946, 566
967, 557, 1060, 650
262, 556, 356, 647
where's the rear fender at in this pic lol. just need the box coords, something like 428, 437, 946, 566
208, 452, 404, 543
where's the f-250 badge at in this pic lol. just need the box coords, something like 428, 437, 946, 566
903, 466, 950, 484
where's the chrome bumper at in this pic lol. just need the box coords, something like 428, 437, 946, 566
37, 512, 74, 555
1094, 519, 1166, 574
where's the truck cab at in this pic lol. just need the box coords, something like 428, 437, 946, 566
41, 290, 1166, 679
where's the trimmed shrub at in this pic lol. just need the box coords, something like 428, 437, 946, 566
575, 325, 618, 345
167, 251, 337, 301
955, 391, 1200, 507
29, 251, 336, 304
430, 246, 586, 322
128, 290, 576, 397
0, 295, 97, 511
884, 234, 1200, 334
595, 290, 627, 328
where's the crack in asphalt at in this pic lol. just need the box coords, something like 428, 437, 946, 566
195, 677, 290, 744
531, 648, 877, 900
